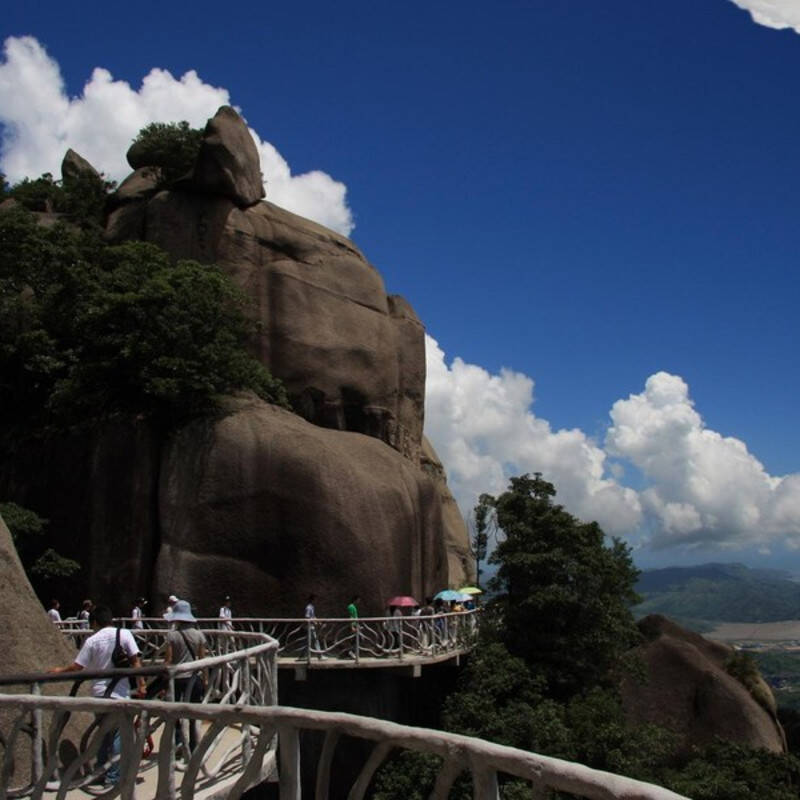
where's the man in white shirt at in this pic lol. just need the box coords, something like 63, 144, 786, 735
49, 605, 145, 785
219, 596, 233, 631
131, 598, 146, 630
47, 599, 62, 623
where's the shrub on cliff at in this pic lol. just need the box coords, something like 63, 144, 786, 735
0, 205, 287, 439
127, 121, 203, 182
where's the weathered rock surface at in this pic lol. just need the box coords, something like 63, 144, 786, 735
189, 106, 265, 207
621, 615, 785, 753
156, 395, 448, 615
107, 187, 427, 464
0, 514, 89, 788
61, 149, 99, 183
0, 514, 76, 673
421, 437, 471, 586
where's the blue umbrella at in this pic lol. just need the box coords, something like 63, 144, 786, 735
434, 589, 465, 602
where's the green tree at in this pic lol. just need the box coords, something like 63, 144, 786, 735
0, 206, 287, 440
128, 121, 203, 182
472, 493, 495, 588
0, 501, 80, 591
487, 473, 642, 697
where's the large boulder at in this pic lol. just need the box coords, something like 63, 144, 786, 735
621, 615, 784, 753
155, 396, 449, 616
60, 148, 100, 183
0, 513, 76, 674
0, 514, 89, 790
189, 106, 265, 207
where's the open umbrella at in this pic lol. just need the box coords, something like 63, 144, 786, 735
386, 596, 419, 607
434, 589, 464, 602
458, 586, 483, 595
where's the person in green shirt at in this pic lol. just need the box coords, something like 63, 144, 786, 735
346, 595, 360, 659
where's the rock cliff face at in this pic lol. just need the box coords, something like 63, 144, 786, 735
1, 106, 471, 615
621, 615, 785, 754
107, 107, 425, 464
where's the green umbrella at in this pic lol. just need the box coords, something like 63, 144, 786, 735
458, 586, 484, 595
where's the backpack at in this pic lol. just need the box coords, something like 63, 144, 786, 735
104, 627, 132, 698
111, 627, 131, 669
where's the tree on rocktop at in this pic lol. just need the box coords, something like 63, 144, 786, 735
487, 472, 642, 698
128, 121, 204, 183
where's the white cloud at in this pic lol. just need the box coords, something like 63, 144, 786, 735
423, 335, 643, 537
728, 0, 800, 34
0, 36, 353, 235
606, 372, 800, 550
424, 340, 800, 556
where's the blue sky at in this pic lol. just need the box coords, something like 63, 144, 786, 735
2, 0, 800, 569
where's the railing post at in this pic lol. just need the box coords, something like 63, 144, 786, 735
355, 623, 360, 663
242, 657, 253, 762
306, 620, 312, 664
31, 681, 43, 786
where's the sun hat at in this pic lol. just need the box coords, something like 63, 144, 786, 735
167, 594, 178, 604
170, 599, 196, 623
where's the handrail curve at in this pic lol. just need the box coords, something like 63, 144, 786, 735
0, 695, 689, 800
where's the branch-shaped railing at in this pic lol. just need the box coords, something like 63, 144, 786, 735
0, 697, 688, 800
61, 611, 480, 664
0, 630, 278, 799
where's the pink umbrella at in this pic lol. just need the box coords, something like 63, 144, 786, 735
386, 596, 419, 607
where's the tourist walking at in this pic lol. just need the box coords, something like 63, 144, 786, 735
347, 595, 360, 658
218, 596, 233, 630
49, 605, 145, 787
164, 600, 207, 756
131, 598, 146, 630
304, 594, 323, 658
47, 599, 61, 623
78, 599, 92, 629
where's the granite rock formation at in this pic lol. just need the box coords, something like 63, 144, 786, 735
621, 615, 785, 753
0, 513, 89, 787
0, 106, 471, 618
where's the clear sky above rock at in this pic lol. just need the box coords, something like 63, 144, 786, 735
2, 0, 799, 570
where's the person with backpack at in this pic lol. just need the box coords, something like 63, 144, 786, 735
164, 600, 207, 755
49, 605, 145, 786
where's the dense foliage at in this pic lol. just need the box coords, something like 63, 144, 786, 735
485, 473, 642, 697
128, 121, 204, 182
0, 501, 80, 598
0, 204, 287, 440
7, 169, 113, 227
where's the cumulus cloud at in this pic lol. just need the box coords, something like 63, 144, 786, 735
606, 372, 800, 550
728, 0, 800, 34
0, 36, 353, 235
424, 338, 800, 556
423, 335, 643, 538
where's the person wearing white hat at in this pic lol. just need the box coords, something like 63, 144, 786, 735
163, 595, 179, 621
164, 600, 207, 755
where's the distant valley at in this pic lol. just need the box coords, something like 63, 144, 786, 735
634, 562, 800, 630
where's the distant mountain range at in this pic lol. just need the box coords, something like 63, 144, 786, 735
633, 563, 800, 626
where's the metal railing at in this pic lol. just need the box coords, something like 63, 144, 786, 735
0, 629, 278, 799
0, 696, 688, 800
73, 611, 480, 664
